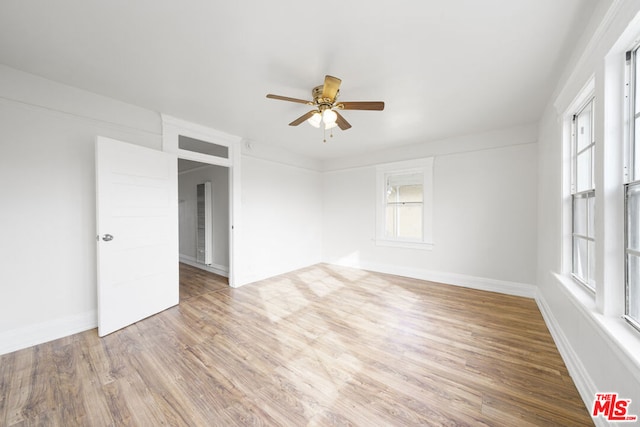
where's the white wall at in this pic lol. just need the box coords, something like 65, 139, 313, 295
178, 164, 230, 273
536, 0, 640, 415
323, 126, 538, 296
240, 154, 323, 284
0, 65, 162, 353
0, 65, 324, 354
0, 64, 541, 356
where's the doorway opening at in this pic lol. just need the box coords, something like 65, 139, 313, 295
161, 114, 242, 288
178, 159, 230, 284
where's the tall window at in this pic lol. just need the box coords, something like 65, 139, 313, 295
626, 46, 640, 329
376, 158, 434, 249
571, 98, 596, 290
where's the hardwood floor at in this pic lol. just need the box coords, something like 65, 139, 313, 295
0, 263, 593, 426
179, 263, 228, 300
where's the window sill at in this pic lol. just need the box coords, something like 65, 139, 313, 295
375, 239, 434, 251
555, 272, 596, 310
569, 273, 596, 296
553, 272, 640, 382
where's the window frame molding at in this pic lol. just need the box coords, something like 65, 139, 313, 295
562, 78, 595, 283
375, 158, 434, 250
570, 96, 597, 291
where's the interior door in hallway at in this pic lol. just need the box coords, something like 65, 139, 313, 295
95, 136, 178, 336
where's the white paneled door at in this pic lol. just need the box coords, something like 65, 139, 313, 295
95, 136, 178, 337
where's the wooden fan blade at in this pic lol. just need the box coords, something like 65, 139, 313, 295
335, 111, 352, 130
339, 101, 385, 111
322, 75, 342, 101
289, 110, 317, 126
267, 94, 312, 105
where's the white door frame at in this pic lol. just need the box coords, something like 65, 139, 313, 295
161, 114, 243, 287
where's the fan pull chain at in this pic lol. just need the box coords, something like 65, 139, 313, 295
322, 127, 334, 143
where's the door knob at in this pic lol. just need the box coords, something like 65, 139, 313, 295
102, 234, 114, 242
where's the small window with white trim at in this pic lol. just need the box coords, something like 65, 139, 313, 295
376, 158, 434, 250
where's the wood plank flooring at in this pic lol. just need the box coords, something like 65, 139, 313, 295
0, 263, 593, 426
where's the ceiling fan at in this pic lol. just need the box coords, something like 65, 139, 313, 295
266, 75, 384, 134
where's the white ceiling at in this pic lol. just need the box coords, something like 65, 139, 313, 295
0, 0, 598, 160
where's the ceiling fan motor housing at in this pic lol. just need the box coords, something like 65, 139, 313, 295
312, 85, 337, 107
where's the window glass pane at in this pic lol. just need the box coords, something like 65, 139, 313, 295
398, 184, 423, 203
634, 116, 640, 181
385, 172, 424, 240
573, 196, 587, 236
385, 205, 396, 238
178, 135, 229, 158
587, 239, 596, 290
576, 150, 593, 192
573, 238, 588, 281
587, 194, 595, 238
628, 254, 640, 321
635, 144, 640, 182
397, 205, 423, 239
635, 50, 640, 114
576, 104, 592, 152
386, 186, 398, 204
628, 184, 640, 251
387, 172, 422, 187
385, 204, 423, 240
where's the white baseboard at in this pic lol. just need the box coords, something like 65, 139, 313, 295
328, 259, 537, 298
0, 310, 97, 356
0, 256, 227, 355
180, 254, 229, 277
534, 292, 602, 425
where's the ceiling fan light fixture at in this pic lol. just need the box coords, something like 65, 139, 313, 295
266, 75, 384, 137
325, 121, 338, 130
322, 109, 337, 125
307, 111, 322, 128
